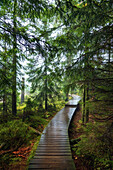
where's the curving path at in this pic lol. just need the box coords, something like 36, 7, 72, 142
29, 95, 81, 170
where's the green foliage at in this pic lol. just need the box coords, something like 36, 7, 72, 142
0, 0, 55, 115
25, 98, 34, 111
75, 122, 113, 169
0, 120, 37, 150
0, 153, 12, 168
0, 0, 113, 169
25, 115, 48, 130
27, 136, 41, 164
24, 98, 65, 129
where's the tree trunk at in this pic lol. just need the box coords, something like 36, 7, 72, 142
3, 15, 7, 116
86, 83, 89, 123
21, 77, 25, 104
3, 93, 7, 116
45, 56, 48, 111
66, 92, 69, 101
12, 0, 17, 116
82, 83, 86, 123
108, 40, 111, 75
3, 90, 7, 116
45, 78, 48, 111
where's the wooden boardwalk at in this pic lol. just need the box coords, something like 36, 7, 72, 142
28, 95, 81, 170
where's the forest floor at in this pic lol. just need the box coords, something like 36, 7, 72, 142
1, 106, 68, 170
0, 102, 86, 170
69, 107, 88, 170
0, 112, 57, 170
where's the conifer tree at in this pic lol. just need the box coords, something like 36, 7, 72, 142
54, 1, 113, 168
0, 0, 52, 115
12, 0, 17, 116
21, 77, 25, 104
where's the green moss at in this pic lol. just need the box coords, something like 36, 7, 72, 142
0, 120, 38, 150
27, 136, 41, 164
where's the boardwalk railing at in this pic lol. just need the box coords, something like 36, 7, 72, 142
29, 95, 81, 170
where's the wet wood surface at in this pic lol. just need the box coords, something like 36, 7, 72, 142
28, 95, 81, 170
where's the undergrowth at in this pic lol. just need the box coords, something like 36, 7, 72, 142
70, 111, 113, 169
0, 98, 66, 169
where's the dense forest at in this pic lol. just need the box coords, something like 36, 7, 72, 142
0, 0, 113, 169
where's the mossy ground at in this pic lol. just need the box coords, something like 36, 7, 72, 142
0, 99, 66, 169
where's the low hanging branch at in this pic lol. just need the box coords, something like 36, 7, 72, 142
28, 126, 42, 135
92, 114, 113, 122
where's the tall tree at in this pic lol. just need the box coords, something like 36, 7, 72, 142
21, 77, 25, 104
12, 0, 17, 116
0, 0, 52, 115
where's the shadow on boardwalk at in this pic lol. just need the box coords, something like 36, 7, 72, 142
29, 95, 81, 170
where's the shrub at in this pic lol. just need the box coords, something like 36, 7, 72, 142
25, 115, 48, 130
75, 122, 113, 169
0, 120, 37, 150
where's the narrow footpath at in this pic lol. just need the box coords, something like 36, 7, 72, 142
29, 95, 81, 170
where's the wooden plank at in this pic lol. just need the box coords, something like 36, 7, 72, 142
29, 168, 75, 170
39, 139, 69, 142
30, 159, 73, 164
29, 168, 74, 170
38, 144, 70, 146
40, 138, 69, 140
38, 143, 70, 145
28, 95, 80, 170
36, 145, 71, 148
40, 138, 69, 141
36, 147, 71, 150
33, 155, 72, 159
36, 150, 71, 153
29, 163, 75, 169
35, 153, 71, 156
65, 104, 77, 107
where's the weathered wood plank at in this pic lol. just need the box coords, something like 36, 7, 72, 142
38, 144, 70, 146
28, 95, 80, 170
39, 139, 70, 142
36, 146, 71, 149
29, 163, 75, 169
33, 155, 72, 159
29, 159, 73, 164
36, 150, 71, 153
35, 153, 72, 156
40, 138, 69, 141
